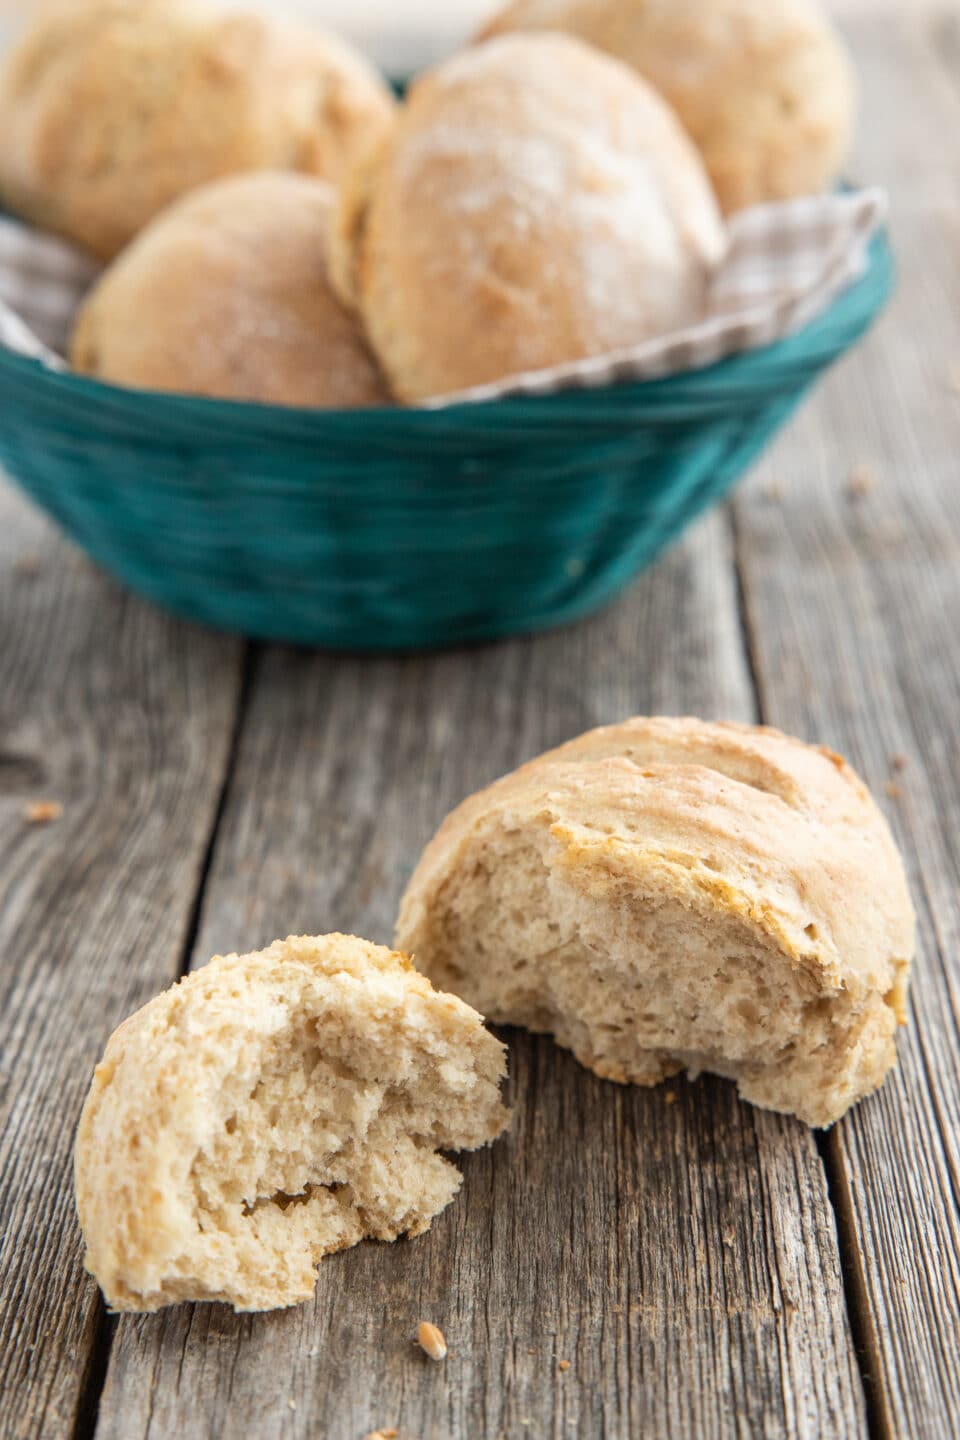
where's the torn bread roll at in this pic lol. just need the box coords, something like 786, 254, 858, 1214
396, 718, 914, 1127
331, 32, 725, 402
74, 934, 509, 1312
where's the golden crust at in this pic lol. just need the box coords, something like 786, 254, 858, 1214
0, 0, 395, 258
396, 718, 915, 1126
71, 172, 390, 408
74, 934, 509, 1312
331, 33, 726, 403
480, 0, 855, 214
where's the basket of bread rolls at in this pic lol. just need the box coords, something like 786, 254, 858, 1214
0, 0, 893, 650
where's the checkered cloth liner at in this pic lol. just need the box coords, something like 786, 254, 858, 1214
0, 187, 887, 406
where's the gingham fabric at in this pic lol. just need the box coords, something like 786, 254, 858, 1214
0, 218, 98, 359
0, 187, 887, 405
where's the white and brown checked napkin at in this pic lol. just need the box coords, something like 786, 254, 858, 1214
0, 186, 887, 407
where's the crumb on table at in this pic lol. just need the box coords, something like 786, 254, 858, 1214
24, 801, 63, 824
848, 462, 878, 500
416, 1322, 447, 1361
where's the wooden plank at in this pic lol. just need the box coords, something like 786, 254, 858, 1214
96, 512, 866, 1440
0, 485, 244, 1440
733, 10, 960, 1437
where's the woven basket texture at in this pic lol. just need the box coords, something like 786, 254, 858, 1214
0, 230, 894, 650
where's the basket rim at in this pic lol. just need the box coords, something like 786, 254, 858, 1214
0, 225, 894, 441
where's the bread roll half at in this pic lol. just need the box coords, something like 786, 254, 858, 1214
75, 934, 509, 1312
396, 718, 914, 1127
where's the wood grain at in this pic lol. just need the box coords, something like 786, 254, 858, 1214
94, 512, 865, 1440
4, 6, 960, 1438
733, 10, 960, 1438
0, 488, 244, 1440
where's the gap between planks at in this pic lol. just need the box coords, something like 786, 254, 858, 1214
731, 7, 960, 1435
0, 485, 246, 1440
68, 642, 258, 1440
815, 1130, 893, 1440
730, 503, 892, 1440
173, 645, 259, 988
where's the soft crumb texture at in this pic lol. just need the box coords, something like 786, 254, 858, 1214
72, 173, 390, 408
331, 33, 725, 402
396, 718, 915, 1128
0, 0, 395, 258
480, 0, 855, 214
74, 935, 509, 1313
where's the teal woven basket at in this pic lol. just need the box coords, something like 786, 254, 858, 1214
0, 229, 893, 650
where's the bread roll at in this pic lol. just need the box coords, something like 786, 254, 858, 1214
396, 718, 914, 1128
71, 172, 390, 408
331, 33, 725, 403
480, 0, 855, 214
0, 0, 395, 259
74, 934, 509, 1312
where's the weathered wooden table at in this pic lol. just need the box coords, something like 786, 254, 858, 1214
2, 5, 958, 1438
